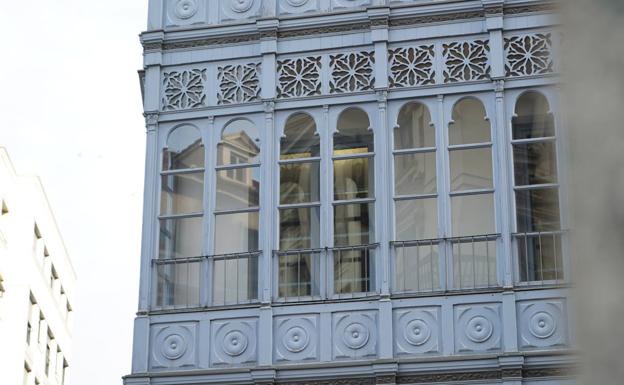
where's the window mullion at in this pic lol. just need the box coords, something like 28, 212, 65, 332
437, 95, 451, 291
204, 116, 217, 307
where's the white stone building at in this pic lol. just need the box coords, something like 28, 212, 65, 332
0, 148, 76, 385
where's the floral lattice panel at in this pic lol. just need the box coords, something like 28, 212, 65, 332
388, 45, 435, 88
329, 51, 375, 93
217, 63, 261, 105
277, 56, 322, 98
162, 69, 207, 110
504, 33, 554, 77
443, 40, 490, 83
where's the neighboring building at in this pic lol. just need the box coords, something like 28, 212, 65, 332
0, 148, 76, 385
126, 1, 574, 385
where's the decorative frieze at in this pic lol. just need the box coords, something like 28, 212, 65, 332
388, 45, 435, 88
277, 56, 322, 98
329, 51, 375, 94
162, 69, 207, 111
504, 33, 554, 77
217, 63, 261, 105
443, 39, 491, 83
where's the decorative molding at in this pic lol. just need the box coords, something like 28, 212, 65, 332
375, 375, 395, 384
393, 307, 441, 356
454, 303, 502, 353
162, 69, 207, 110
329, 51, 375, 93
442, 39, 490, 83
274, 315, 319, 362
279, 22, 371, 39
277, 56, 322, 98
517, 299, 567, 350
503, 3, 557, 15
217, 63, 261, 105
211, 318, 258, 366
396, 370, 500, 384
333, 311, 377, 360
150, 323, 197, 369
522, 366, 576, 378
144, 113, 159, 127
389, 11, 485, 28
504, 33, 554, 77
174, 0, 199, 19
388, 45, 435, 88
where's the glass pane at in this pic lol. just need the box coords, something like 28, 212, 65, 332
280, 162, 320, 204
517, 232, 563, 282
334, 157, 373, 200
279, 252, 320, 297
334, 247, 373, 294
163, 125, 204, 170
395, 103, 434, 149
513, 92, 554, 139
215, 167, 260, 210
515, 188, 560, 232
334, 203, 374, 246
451, 193, 495, 236
160, 172, 203, 214
159, 216, 203, 259
334, 108, 373, 152
212, 254, 258, 305
452, 240, 497, 288
279, 207, 320, 250
394, 152, 436, 196
449, 98, 490, 145
449, 147, 493, 191
513, 141, 558, 185
214, 211, 259, 254
281, 113, 320, 159
218, 119, 260, 165
395, 198, 438, 241
394, 244, 440, 292
156, 261, 201, 307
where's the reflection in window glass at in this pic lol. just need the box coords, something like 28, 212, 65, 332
163, 125, 204, 170
333, 157, 373, 200
214, 212, 259, 254
518, 232, 563, 281
218, 119, 260, 165
452, 240, 496, 288
279, 207, 320, 250
395, 199, 438, 241
451, 194, 495, 236
215, 167, 260, 211
334, 247, 373, 294
394, 152, 436, 196
281, 113, 320, 159
160, 172, 203, 214
515, 188, 561, 232
159, 216, 203, 259
334, 108, 373, 153
513, 142, 558, 185
212, 255, 258, 305
156, 261, 201, 307
395, 103, 434, 149
512, 92, 554, 139
449, 147, 493, 191
280, 162, 320, 204
395, 244, 440, 291
449, 98, 490, 145
334, 203, 374, 246
279, 252, 319, 298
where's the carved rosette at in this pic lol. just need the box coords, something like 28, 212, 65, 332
333, 311, 377, 360
211, 318, 258, 365
331, 0, 372, 10
220, 0, 261, 21
162, 69, 207, 111
504, 33, 554, 77
279, 0, 318, 15
330, 51, 375, 93
274, 315, 319, 362
394, 307, 441, 356
388, 45, 435, 88
217, 63, 261, 105
166, 0, 204, 26
277, 56, 322, 98
517, 299, 566, 350
150, 323, 197, 369
454, 303, 502, 353
443, 39, 490, 83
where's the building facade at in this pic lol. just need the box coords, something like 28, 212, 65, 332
126, 1, 574, 384
0, 148, 76, 385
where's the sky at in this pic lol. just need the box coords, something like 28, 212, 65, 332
0, 1, 148, 384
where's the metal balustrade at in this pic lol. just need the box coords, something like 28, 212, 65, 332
513, 230, 566, 285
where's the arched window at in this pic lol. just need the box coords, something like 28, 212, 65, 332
449, 98, 496, 289
333, 108, 374, 294
393, 102, 439, 292
512, 92, 562, 282
156, 125, 204, 307
278, 113, 321, 298
212, 119, 260, 304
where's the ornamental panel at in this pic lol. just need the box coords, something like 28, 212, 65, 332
211, 318, 258, 366
329, 51, 375, 94
274, 314, 320, 362
277, 56, 322, 98
517, 298, 567, 350
442, 39, 490, 83
454, 303, 502, 353
150, 322, 198, 369
393, 306, 441, 356
332, 311, 377, 360
331, 0, 372, 10
165, 0, 206, 27
220, 0, 262, 21
504, 33, 554, 77
162, 68, 207, 111
279, 0, 320, 15
217, 63, 261, 105
388, 45, 435, 88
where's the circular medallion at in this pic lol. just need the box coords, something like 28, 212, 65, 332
162, 333, 187, 360
286, 0, 309, 6
466, 316, 493, 343
230, 0, 254, 13
283, 326, 309, 353
175, 0, 198, 19
343, 322, 369, 349
223, 330, 248, 356
404, 319, 431, 346
529, 311, 556, 339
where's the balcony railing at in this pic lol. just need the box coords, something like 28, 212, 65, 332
513, 230, 566, 285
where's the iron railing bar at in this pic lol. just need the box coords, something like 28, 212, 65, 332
430, 240, 435, 292
416, 243, 420, 292
539, 232, 544, 284
472, 237, 476, 289
553, 232, 559, 282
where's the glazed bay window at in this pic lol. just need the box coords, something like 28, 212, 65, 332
512, 92, 563, 283
156, 125, 204, 308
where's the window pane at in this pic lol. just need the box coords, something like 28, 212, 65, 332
395, 198, 438, 241
214, 211, 259, 254
280, 162, 320, 204
395, 103, 434, 149
156, 261, 201, 307
449, 98, 490, 145
394, 244, 440, 292
452, 240, 497, 288
335, 108, 373, 152
394, 152, 436, 196
334, 247, 373, 294
163, 125, 204, 170
218, 119, 260, 165
281, 113, 320, 159
159, 216, 203, 259
451, 193, 495, 236
515, 188, 561, 232
513, 92, 554, 139
334, 203, 374, 246
513, 141, 558, 185
449, 147, 493, 191
334, 157, 373, 200
279, 252, 320, 297
216, 167, 260, 210
279, 207, 320, 250
517, 232, 563, 282
160, 172, 203, 214
212, 255, 258, 305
